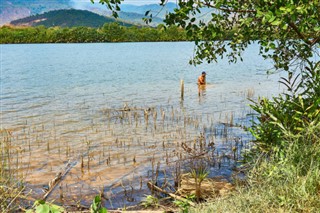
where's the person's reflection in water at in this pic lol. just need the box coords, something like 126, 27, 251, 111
198, 84, 206, 97
198, 84, 206, 103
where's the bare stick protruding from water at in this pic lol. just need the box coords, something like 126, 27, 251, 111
180, 79, 184, 100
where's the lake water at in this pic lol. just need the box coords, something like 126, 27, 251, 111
1, 42, 283, 209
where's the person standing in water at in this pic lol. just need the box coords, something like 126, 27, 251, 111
198, 71, 206, 85
198, 71, 206, 96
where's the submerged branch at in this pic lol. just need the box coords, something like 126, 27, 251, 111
147, 181, 196, 207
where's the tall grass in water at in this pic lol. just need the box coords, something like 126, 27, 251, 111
0, 87, 257, 209
0, 129, 25, 212
192, 123, 320, 213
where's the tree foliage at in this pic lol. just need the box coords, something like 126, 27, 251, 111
164, 0, 320, 68
0, 24, 187, 43
94, 0, 320, 68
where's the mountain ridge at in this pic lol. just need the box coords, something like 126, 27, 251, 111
9, 9, 135, 28
1, 0, 177, 26
0, 0, 72, 25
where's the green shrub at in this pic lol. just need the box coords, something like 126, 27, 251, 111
248, 61, 320, 160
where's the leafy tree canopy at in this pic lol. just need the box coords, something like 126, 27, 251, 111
92, 0, 320, 71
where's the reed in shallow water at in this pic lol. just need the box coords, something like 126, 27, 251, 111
3, 98, 253, 210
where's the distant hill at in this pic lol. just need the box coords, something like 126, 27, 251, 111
2, 1, 214, 27
69, 1, 177, 19
1, 0, 178, 26
0, 0, 71, 25
69, 2, 177, 26
10, 9, 134, 28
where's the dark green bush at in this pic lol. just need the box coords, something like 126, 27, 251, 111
248, 60, 320, 160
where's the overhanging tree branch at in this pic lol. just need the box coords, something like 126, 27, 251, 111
202, 2, 256, 13
288, 21, 312, 46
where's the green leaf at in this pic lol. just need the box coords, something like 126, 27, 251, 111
268, 15, 276, 23
271, 19, 281, 26
279, 7, 287, 12
262, 16, 267, 24
36, 200, 46, 205
94, 195, 101, 204
145, 10, 150, 16
270, 42, 276, 49
35, 204, 50, 213
282, 24, 288, 30
314, 26, 320, 31
256, 10, 264, 18
49, 204, 64, 213
99, 208, 108, 213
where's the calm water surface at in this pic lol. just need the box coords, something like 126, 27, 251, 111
1, 42, 283, 209
1, 42, 282, 121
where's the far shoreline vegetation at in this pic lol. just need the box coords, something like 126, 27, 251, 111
0, 24, 191, 44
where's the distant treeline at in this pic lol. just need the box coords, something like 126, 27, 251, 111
0, 23, 188, 44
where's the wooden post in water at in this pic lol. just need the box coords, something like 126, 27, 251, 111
180, 79, 184, 100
